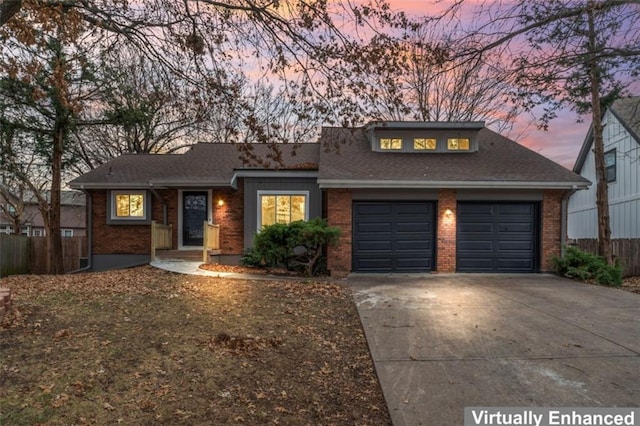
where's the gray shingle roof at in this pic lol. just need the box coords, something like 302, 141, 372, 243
70, 125, 588, 190
69, 143, 320, 188
317, 127, 589, 188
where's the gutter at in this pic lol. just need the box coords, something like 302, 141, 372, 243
68, 188, 92, 274
317, 179, 591, 190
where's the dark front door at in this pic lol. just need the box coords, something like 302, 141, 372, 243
457, 202, 539, 272
183, 191, 208, 246
353, 201, 435, 273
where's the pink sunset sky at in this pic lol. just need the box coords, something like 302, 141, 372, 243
382, 0, 596, 170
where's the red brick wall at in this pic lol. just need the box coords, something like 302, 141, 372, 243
541, 189, 564, 272
326, 189, 352, 278
212, 180, 244, 255
91, 189, 179, 255
436, 189, 457, 273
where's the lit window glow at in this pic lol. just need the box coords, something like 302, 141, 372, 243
414, 138, 437, 150
260, 194, 307, 227
380, 138, 402, 150
447, 138, 470, 150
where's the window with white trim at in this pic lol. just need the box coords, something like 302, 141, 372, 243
258, 192, 309, 228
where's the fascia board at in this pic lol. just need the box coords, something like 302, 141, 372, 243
317, 179, 591, 190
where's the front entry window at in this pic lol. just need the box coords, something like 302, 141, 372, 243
259, 193, 308, 228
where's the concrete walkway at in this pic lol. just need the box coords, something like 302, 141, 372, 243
349, 274, 640, 426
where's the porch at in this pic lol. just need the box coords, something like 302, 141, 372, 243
151, 221, 221, 264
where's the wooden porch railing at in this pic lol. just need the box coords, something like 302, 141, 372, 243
151, 221, 173, 261
203, 222, 221, 263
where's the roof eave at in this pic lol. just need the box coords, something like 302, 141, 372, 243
317, 179, 590, 190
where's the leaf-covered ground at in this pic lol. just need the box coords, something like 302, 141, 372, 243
0, 267, 390, 425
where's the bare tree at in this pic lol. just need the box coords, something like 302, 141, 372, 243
454, 0, 640, 265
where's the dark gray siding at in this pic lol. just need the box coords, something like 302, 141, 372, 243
243, 177, 322, 250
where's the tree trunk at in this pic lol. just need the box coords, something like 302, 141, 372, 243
48, 124, 65, 274
587, 1, 613, 265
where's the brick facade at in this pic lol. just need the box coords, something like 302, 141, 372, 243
326, 189, 352, 278
212, 180, 244, 255
541, 189, 565, 272
436, 189, 457, 273
91, 189, 178, 255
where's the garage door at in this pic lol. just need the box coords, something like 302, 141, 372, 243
457, 202, 538, 272
353, 202, 435, 272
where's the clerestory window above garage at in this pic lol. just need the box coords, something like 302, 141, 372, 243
366, 121, 483, 154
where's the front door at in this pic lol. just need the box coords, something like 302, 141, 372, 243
182, 191, 208, 246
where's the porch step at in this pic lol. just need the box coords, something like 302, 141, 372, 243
155, 250, 202, 262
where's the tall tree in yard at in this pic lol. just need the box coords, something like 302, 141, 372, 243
460, 0, 640, 265
0, 4, 107, 273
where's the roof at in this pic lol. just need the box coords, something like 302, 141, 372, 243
69, 143, 320, 189
70, 125, 589, 190
573, 96, 640, 173
317, 127, 589, 189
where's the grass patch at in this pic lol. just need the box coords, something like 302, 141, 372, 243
1, 267, 389, 425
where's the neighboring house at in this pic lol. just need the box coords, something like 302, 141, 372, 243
70, 122, 589, 276
568, 97, 640, 272
0, 190, 86, 237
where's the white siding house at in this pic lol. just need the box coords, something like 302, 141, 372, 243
568, 97, 640, 239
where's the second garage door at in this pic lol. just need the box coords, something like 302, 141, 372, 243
353, 202, 435, 273
457, 202, 539, 272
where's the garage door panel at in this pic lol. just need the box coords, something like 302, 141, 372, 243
396, 240, 432, 251
457, 258, 494, 271
355, 204, 393, 215
498, 223, 533, 233
396, 257, 432, 270
457, 202, 538, 273
357, 222, 392, 234
357, 240, 393, 251
498, 204, 534, 215
459, 203, 495, 215
458, 223, 494, 233
396, 222, 432, 233
496, 258, 534, 271
353, 202, 434, 273
458, 240, 493, 251
497, 241, 533, 251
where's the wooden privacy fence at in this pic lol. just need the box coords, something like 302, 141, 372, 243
0, 235, 29, 277
29, 237, 88, 275
571, 239, 640, 277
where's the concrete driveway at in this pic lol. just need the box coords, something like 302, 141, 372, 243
349, 274, 640, 426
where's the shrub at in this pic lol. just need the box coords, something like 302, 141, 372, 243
553, 246, 623, 287
244, 218, 341, 276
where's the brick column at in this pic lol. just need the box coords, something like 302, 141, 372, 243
436, 189, 457, 273
541, 189, 563, 272
326, 189, 352, 278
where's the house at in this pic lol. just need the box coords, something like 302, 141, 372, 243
0, 189, 86, 237
568, 96, 640, 272
69, 122, 589, 276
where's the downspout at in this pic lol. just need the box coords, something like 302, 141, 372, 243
68, 187, 92, 273
149, 186, 167, 224
560, 186, 578, 257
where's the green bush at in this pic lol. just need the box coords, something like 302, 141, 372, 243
553, 246, 623, 286
241, 218, 341, 276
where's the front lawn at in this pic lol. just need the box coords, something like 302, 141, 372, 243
0, 267, 389, 425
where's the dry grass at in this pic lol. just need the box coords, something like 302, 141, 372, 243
0, 267, 390, 425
